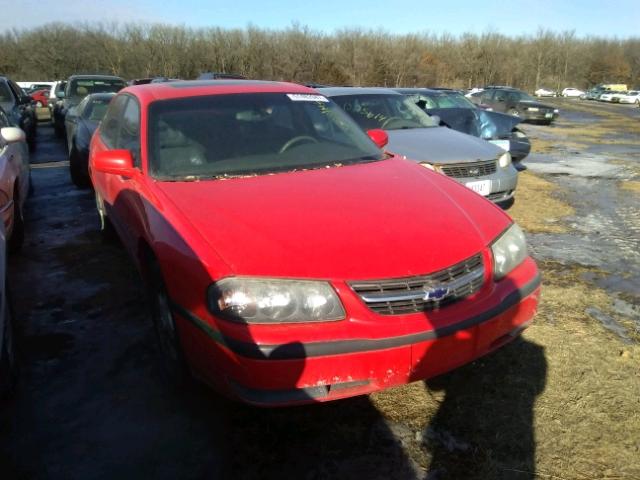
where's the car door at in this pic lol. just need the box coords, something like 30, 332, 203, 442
491, 90, 510, 112
98, 94, 143, 253
65, 96, 87, 154
7, 81, 32, 135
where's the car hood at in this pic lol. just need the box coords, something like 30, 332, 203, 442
386, 127, 502, 164
427, 108, 521, 140
517, 100, 554, 110
155, 158, 510, 280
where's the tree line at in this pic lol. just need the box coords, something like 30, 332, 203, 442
1, 23, 638, 91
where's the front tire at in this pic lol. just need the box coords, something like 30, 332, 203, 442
148, 261, 191, 387
508, 108, 520, 117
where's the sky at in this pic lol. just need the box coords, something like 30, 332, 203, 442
1, 0, 639, 38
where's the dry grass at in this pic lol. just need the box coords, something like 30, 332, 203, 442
364, 260, 640, 479
508, 171, 575, 233
620, 180, 640, 193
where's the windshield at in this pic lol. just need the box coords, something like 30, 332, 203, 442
331, 94, 437, 130
68, 78, 126, 100
148, 93, 385, 180
407, 92, 476, 110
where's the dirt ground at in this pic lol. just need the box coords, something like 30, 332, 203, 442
0, 100, 639, 480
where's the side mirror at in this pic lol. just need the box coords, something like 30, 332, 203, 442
0, 127, 26, 144
367, 129, 389, 149
92, 149, 135, 176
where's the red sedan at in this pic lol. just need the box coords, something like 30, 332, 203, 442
89, 81, 541, 406
29, 88, 49, 107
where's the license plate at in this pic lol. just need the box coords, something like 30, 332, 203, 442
465, 180, 491, 196
545, 112, 553, 118
489, 139, 510, 151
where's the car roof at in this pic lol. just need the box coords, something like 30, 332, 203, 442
316, 87, 402, 97
123, 80, 319, 104
68, 75, 126, 81
394, 88, 452, 96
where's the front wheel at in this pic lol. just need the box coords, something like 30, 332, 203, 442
148, 262, 191, 387
508, 108, 520, 117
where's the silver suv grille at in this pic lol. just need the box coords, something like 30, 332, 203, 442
440, 160, 497, 178
349, 254, 485, 315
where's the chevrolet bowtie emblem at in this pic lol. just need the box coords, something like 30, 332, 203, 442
423, 286, 450, 301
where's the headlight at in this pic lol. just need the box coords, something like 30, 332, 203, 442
491, 223, 528, 280
553, 109, 559, 113
498, 152, 512, 168
420, 162, 435, 170
208, 278, 345, 324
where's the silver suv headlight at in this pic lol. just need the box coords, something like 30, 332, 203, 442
498, 152, 512, 168
208, 278, 345, 324
491, 223, 528, 280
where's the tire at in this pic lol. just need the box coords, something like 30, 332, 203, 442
148, 260, 191, 387
69, 147, 89, 188
0, 288, 18, 399
498, 196, 515, 210
508, 108, 520, 117
35, 101, 42, 108
8, 189, 24, 254
54, 119, 64, 139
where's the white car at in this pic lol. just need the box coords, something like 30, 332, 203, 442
618, 90, 640, 105
600, 92, 627, 102
562, 88, 585, 97
0, 107, 30, 252
535, 88, 556, 97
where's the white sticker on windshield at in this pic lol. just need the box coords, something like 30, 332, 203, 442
286, 94, 329, 102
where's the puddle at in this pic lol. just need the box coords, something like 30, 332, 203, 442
586, 307, 630, 343
525, 152, 624, 178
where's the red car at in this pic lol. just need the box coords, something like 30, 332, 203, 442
29, 88, 49, 107
89, 81, 541, 406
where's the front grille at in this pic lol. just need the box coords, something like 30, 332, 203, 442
349, 254, 485, 315
440, 160, 497, 178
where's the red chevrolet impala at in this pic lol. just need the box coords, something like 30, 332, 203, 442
89, 81, 541, 406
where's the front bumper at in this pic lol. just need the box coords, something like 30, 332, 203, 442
171, 258, 541, 406
441, 163, 518, 204
522, 110, 558, 123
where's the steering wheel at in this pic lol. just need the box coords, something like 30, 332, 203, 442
279, 136, 318, 153
380, 116, 405, 128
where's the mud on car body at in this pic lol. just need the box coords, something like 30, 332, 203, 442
89, 80, 541, 406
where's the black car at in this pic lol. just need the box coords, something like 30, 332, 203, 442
196, 72, 246, 80
0, 76, 37, 150
54, 75, 126, 138
395, 88, 531, 163
64, 93, 115, 187
469, 87, 559, 124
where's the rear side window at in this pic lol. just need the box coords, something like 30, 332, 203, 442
100, 95, 128, 148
